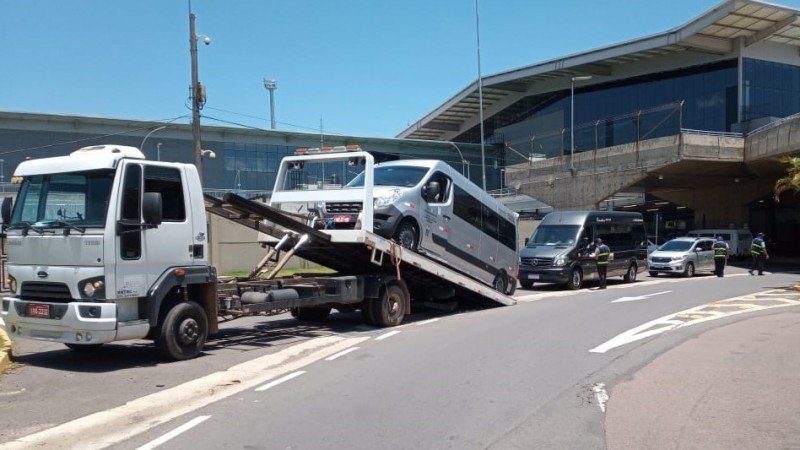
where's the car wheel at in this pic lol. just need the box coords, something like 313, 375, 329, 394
683, 262, 695, 278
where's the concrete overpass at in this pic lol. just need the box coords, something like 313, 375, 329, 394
504, 114, 800, 228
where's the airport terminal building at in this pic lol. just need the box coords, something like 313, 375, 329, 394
1, 0, 800, 253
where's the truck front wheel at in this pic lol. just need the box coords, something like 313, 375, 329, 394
156, 301, 208, 361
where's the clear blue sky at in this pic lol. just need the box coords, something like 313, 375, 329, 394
3, 0, 800, 139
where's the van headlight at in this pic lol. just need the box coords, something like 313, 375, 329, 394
374, 189, 401, 209
553, 256, 568, 267
671, 256, 686, 261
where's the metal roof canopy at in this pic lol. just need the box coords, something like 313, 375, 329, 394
398, 0, 800, 141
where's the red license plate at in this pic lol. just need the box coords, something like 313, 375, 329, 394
28, 303, 50, 318
333, 215, 351, 223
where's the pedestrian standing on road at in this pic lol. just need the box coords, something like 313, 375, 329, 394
592, 238, 610, 289
713, 235, 730, 277
749, 232, 769, 275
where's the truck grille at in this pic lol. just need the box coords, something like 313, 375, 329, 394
520, 257, 553, 268
326, 202, 363, 213
21, 282, 73, 302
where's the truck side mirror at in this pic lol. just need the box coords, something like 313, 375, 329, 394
142, 192, 163, 226
1, 197, 12, 227
422, 181, 441, 202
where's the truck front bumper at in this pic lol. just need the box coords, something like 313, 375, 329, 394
1, 297, 119, 344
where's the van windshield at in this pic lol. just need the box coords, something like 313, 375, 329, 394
347, 166, 429, 188
527, 225, 580, 246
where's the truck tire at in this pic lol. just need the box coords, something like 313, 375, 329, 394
623, 263, 637, 282
155, 301, 208, 361
566, 268, 583, 290
291, 306, 332, 321
394, 220, 419, 251
370, 282, 407, 327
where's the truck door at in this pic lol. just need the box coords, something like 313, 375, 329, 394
115, 163, 194, 300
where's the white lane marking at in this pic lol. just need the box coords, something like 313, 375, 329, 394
415, 318, 441, 326
2, 334, 370, 450
325, 347, 360, 361
592, 383, 609, 413
590, 289, 800, 353
255, 370, 306, 392
375, 330, 401, 341
611, 290, 671, 303
135, 415, 211, 450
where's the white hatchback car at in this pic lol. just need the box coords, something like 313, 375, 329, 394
648, 237, 716, 277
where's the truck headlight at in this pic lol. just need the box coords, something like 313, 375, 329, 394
80, 277, 105, 300
6, 276, 16, 294
374, 189, 401, 209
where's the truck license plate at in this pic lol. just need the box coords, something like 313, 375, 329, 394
28, 303, 50, 318
333, 215, 351, 223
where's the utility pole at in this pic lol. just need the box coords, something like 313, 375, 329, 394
189, 12, 208, 181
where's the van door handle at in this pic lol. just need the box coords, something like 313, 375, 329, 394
443, 215, 451, 221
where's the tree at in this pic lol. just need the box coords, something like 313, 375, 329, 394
774, 155, 800, 202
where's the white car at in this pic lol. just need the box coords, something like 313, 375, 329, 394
648, 237, 715, 277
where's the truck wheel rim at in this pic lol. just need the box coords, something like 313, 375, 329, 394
177, 318, 199, 345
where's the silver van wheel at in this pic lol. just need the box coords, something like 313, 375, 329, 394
493, 273, 507, 293
683, 262, 695, 278
394, 220, 419, 251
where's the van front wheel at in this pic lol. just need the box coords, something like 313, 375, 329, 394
394, 220, 419, 251
566, 268, 583, 290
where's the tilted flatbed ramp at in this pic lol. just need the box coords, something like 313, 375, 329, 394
204, 192, 515, 307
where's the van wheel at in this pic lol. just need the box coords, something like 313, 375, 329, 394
520, 280, 534, 290
394, 220, 419, 251
493, 273, 507, 293
506, 277, 517, 296
683, 262, 695, 278
623, 264, 637, 282
155, 301, 208, 361
566, 268, 583, 290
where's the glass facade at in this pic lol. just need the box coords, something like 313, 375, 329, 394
459, 58, 800, 165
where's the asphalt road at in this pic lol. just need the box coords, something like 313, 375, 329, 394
2, 264, 800, 449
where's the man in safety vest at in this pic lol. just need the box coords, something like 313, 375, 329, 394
713, 235, 730, 277
592, 238, 610, 289
749, 232, 769, 276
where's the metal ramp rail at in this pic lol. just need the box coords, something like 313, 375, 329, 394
204, 192, 515, 307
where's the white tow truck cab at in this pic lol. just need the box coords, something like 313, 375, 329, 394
1, 144, 516, 360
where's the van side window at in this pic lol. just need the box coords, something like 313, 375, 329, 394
426, 171, 451, 203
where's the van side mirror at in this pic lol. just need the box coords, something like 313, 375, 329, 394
1, 197, 12, 228
524, 237, 529, 245
142, 192, 163, 226
422, 181, 441, 202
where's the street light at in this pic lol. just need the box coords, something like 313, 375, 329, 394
190, 11, 211, 181
263, 79, 277, 129
570, 75, 592, 173
140, 125, 168, 154
447, 141, 467, 176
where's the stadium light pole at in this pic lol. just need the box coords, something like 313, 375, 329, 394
570, 75, 592, 173
190, 11, 210, 181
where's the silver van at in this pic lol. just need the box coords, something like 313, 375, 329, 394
308, 157, 519, 295
518, 211, 647, 290
648, 236, 715, 277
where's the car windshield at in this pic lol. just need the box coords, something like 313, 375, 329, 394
9, 170, 115, 229
659, 240, 693, 252
347, 166, 429, 188
527, 225, 580, 246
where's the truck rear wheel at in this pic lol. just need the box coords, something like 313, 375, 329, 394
156, 301, 208, 361
367, 282, 408, 327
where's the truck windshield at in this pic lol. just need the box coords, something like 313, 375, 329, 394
347, 166, 429, 188
10, 170, 115, 229
527, 225, 581, 246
